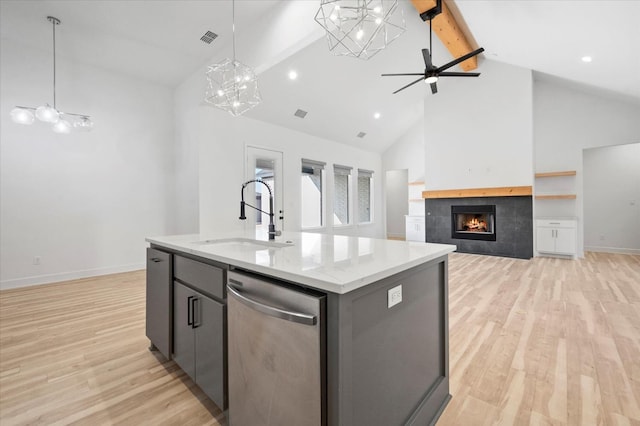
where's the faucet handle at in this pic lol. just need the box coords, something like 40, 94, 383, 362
275, 230, 282, 236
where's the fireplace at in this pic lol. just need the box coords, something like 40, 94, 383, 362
451, 205, 496, 241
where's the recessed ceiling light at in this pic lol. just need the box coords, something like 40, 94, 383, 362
374, 112, 381, 119
581, 56, 592, 63
288, 70, 298, 80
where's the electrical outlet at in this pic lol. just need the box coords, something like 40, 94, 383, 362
388, 285, 402, 308
33, 256, 41, 265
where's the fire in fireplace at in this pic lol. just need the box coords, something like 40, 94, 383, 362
451, 205, 496, 241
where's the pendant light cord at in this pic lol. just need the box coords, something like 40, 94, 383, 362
232, 0, 236, 62
52, 17, 57, 108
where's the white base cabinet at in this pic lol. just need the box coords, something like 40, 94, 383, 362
405, 215, 425, 242
536, 219, 577, 256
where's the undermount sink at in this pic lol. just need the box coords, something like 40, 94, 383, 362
192, 237, 294, 249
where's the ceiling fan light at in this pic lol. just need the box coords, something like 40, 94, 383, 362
425, 76, 438, 84
35, 104, 60, 123
52, 119, 72, 134
10, 107, 35, 125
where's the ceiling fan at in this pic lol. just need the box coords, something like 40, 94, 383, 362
382, 0, 484, 94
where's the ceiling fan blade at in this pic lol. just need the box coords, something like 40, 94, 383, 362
392, 77, 425, 94
438, 72, 481, 77
436, 47, 485, 73
430, 82, 438, 94
422, 49, 434, 69
381, 73, 425, 77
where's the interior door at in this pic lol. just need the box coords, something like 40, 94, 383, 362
245, 146, 284, 234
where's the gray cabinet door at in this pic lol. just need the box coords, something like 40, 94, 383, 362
173, 282, 195, 379
145, 248, 172, 360
195, 295, 226, 409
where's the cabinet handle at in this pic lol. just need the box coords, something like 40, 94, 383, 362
227, 283, 317, 326
187, 296, 194, 326
549, 222, 560, 225
150, 257, 162, 263
192, 297, 200, 329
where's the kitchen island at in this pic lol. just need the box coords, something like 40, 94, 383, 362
146, 232, 456, 425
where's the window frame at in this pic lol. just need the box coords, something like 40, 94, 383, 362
301, 158, 326, 230
357, 168, 374, 224
332, 164, 353, 227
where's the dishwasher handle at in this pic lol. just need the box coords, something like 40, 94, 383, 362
227, 283, 317, 326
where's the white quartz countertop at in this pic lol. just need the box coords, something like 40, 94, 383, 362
146, 232, 456, 294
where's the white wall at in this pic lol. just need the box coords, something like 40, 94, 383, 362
172, 69, 202, 234
382, 119, 425, 217
382, 120, 425, 182
583, 143, 639, 254
424, 59, 534, 190
533, 77, 640, 256
384, 169, 408, 239
0, 37, 175, 289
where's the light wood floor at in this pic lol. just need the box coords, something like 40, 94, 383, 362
1, 252, 639, 425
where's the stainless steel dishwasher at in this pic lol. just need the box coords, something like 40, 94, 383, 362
226, 270, 326, 426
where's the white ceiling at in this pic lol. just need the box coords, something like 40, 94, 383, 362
2, 0, 639, 153
456, 0, 640, 101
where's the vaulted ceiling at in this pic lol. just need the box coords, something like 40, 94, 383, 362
2, 0, 639, 153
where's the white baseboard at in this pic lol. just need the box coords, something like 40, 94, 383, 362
0, 263, 145, 291
387, 232, 405, 240
584, 246, 640, 255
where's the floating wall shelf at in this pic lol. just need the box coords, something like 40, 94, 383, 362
535, 194, 577, 200
534, 170, 576, 178
534, 171, 577, 200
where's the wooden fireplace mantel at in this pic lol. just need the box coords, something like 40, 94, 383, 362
422, 186, 533, 199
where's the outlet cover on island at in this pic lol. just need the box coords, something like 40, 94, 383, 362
388, 285, 402, 308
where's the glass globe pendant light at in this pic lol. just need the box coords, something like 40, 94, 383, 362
10, 107, 35, 124
36, 104, 60, 123
52, 119, 72, 134
9, 16, 93, 133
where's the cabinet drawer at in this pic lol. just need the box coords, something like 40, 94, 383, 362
405, 216, 425, 224
174, 255, 225, 299
536, 219, 576, 228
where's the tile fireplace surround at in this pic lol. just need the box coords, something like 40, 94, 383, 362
424, 194, 533, 259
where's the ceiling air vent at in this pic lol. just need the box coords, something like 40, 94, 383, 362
357, 132, 366, 138
294, 109, 308, 119
200, 31, 218, 44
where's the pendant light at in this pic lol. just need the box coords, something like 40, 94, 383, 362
204, 0, 262, 117
10, 16, 93, 133
315, 0, 406, 60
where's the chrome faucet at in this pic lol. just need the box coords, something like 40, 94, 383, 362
239, 179, 280, 240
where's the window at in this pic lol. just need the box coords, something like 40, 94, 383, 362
333, 164, 352, 226
358, 169, 374, 223
301, 159, 325, 228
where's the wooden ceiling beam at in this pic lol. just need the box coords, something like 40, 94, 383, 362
409, 0, 478, 71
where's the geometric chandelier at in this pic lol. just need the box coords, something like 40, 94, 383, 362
10, 16, 93, 133
204, 0, 262, 117
314, 0, 406, 60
